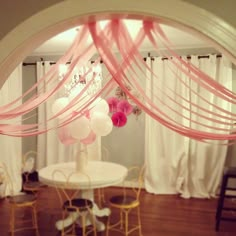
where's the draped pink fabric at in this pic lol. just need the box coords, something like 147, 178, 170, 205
1, 18, 236, 143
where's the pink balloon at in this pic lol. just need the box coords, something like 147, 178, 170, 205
80, 130, 97, 145
58, 125, 78, 145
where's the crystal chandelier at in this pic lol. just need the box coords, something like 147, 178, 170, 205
59, 63, 103, 98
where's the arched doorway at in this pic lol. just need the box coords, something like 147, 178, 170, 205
0, 0, 235, 201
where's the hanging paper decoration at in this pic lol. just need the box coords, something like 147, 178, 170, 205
111, 111, 127, 127
115, 85, 130, 99
106, 85, 142, 128
107, 97, 119, 113
117, 100, 133, 115
133, 106, 142, 116
1, 18, 236, 143
115, 86, 142, 117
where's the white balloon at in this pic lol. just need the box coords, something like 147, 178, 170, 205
51, 97, 71, 119
90, 112, 113, 136
90, 98, 109, 115
69, 90, 91, 111
69, 116, 91, 140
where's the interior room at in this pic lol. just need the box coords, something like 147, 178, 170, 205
0, 1, 236, 236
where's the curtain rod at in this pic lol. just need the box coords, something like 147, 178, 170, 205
23, 54, 222, 66
144, 54, 222, 61
22, 60, 103, 66
23, 62, 62, 66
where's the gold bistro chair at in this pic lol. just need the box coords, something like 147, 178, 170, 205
22, 150, 46, 195
52, 169, 97, 236
106, 165, 145, 236
0, 162, 39, 236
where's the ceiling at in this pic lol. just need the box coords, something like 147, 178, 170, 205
32, 20, 215, 57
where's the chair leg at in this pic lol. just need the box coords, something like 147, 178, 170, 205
81, 214, 86, 236
106, 213, 111, 236
89, 211, 97, 236
120, 210, 124, 229
215, 175, 228, 231
215, 218, 220, 232
124, 210, 129, 236
137, 206, 142, 236
71, 213, 76, 235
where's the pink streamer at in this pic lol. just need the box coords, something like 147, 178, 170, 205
1, 18, 236, 143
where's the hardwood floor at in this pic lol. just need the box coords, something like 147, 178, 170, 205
0, 187, 235, 236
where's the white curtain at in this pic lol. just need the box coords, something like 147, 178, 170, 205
36, 62, 101, 170
145, 55, 232, 198
0, 65, 22, 196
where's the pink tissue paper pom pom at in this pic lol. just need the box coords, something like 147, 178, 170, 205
107, 97, 119, 113
117, 100, 133, 115
111, 111, 127, 127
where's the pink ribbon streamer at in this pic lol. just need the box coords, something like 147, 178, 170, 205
1, 18, 236, 143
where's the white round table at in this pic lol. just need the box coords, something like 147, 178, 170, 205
38, 161, 128, 231
39, 161, 127, 189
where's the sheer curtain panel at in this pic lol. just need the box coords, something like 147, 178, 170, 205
145, 55, 232, 198
0, 65, 22, 197
36, 61, 78, 169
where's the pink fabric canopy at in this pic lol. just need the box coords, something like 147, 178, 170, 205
1, 18, 236, 143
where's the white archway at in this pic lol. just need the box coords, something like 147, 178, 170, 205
0, 0, 236, 88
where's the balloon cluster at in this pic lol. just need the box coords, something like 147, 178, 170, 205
106, 86, 142, 127
52, 97, 113, 146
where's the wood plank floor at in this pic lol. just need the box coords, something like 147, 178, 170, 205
0, 186, 236, 236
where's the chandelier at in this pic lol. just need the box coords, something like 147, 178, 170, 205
59, 63, 103, 98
